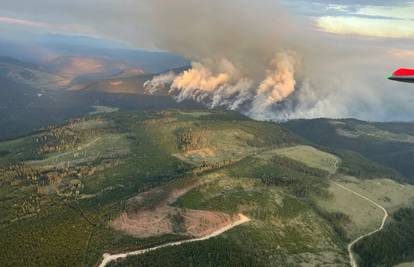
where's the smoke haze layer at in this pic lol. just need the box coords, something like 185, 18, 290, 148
2, 0, 414, 121
139, 0, 414, 122
141, 0, 309, 120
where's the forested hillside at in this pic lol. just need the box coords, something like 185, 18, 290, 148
285, 119, 414, 181
354, 207, 414, 267
1, 110, 413, 267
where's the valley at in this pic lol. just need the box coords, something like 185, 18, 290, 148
2, 2, 414, 266
1, 109, 413, 266
0, 56, 199, 140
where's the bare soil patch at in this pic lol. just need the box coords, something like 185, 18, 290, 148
183, 209, 233, 238
111, 179, 239, 238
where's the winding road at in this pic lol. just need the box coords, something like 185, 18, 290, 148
333, 182, 388, 267
98, 214, 250, 267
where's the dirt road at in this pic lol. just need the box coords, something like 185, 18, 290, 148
333, 182, 388, 267
98, 214, 250, 267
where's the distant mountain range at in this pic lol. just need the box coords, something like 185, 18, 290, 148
0, 34, 190, 73
0, 55, 196, 140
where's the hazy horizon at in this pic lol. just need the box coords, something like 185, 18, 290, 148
0, 0, 414, 122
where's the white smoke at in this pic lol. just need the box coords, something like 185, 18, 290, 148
250, 52, 298, 119
145, 52, 299, 116
171, 59, 254, 110
143, 71, 176, 95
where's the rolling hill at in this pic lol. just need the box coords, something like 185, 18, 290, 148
0, 56, 70, 90
1, 109, 413, 267
0, 57, 198, 140
284, 118, 414, 182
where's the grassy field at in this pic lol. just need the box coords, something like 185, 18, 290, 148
260, 145, 339, 174
315, 175, 414, 244
317, 181, 384, 239
337, 176, 414, 211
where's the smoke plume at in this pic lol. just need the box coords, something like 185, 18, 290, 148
138, 0, 414, 122
139, 0, 309, 120
3, 0, 414, 121
145, 51, 299, 118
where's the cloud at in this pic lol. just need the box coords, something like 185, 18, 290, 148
286, 0, 414, 39
356, 4, 414, 20
298, 0, 412, 6
0, 16, 54, 28
0, 15, 91, 33
318, 16, 414, 38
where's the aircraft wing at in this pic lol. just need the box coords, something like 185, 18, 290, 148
388, 68, 414, 83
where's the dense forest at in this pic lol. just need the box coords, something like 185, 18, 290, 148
332, 150, 403, 181
109, 236, 260, 267
227, 155, 330, 199
354, 207, 414, 267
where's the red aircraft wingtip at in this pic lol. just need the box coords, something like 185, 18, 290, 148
393, 68, 414, 76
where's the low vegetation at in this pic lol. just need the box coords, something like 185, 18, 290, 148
271, 145, 339, 174
227, 154, 330, 199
